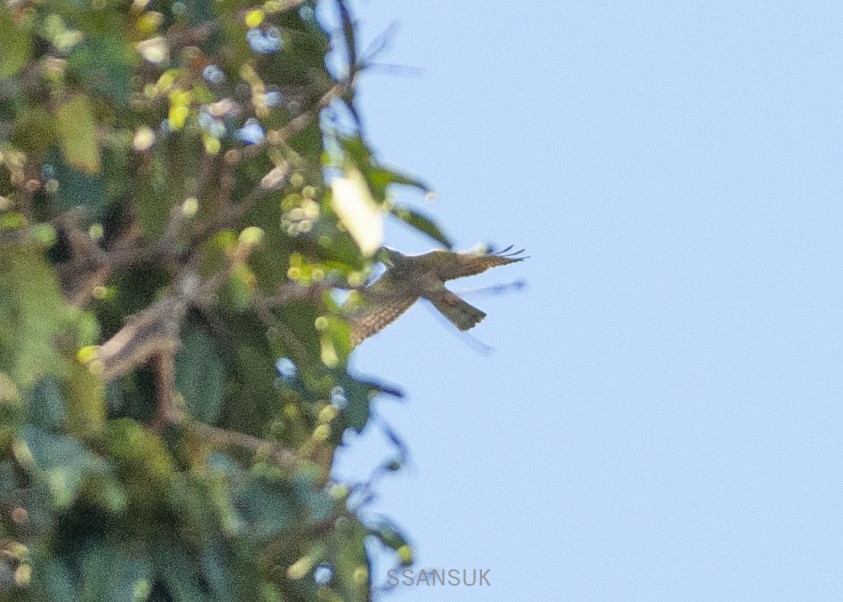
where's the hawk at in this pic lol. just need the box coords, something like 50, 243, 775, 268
346, 245, 526, 346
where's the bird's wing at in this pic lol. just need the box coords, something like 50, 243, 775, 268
345, 273, 419, 346
347, 294, 418, 347
416, 246, 527, 281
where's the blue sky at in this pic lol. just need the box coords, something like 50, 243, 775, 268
333, 3, 843, 600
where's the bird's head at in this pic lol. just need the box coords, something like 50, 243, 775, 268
375, 247, 404, 268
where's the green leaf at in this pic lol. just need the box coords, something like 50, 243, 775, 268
0, 245, 68, 388
79, 542, 151, 602
11, 105, 57, 153
300, 368, 402, 437
102, 419, 175, 496
133, 152, 174, 239
49, 147, 106, 211
366, 519, 412, 562
329, 517, 370, 602
17, 424, 107, 509
175, 329, 226, 424
56, 94, 101, 174
391, 204, 453, 249
152, 537, 206, 602
64, 355, 106, 436
0, 7, 31, 79
28, 376, 66, 432
200, 538, 234, 601
67, 36, 134, 107
368, 167, 431, 195
185, 0, 216, 27
28, 553, 76, 602
339, 135, 431, 201
198, 536, 263, 602
217, 312, 283, 436
232, 478, 295, 538
274, 300, 322, 364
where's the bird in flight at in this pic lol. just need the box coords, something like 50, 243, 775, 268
346, 245, 526, 346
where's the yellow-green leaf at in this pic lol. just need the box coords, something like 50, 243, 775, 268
56, 94, 101, 174
0, 7, 31, 79
0, 246, 68, 388
64, 356, 105, 436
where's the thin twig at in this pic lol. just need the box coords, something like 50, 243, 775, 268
188, 421, 300, 471
150, 350, 179, 431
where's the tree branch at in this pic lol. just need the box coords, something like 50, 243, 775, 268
188, 421, 301, 472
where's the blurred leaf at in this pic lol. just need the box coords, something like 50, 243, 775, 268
244, 188, 292, 292
212, 537, 264, 601
0, 7, 31, 79
368, 167, 431, 194
253, 11, 331, 89
17, 425, 107, 509
185, 0, 217, 27
11, 106, 57, 153
28, 376, 66, 432
0, 245, 68, 388
175, 329, 226, 424
291, 471, 333, 524
79, 542, 150, 602
101, 420, 175, 492
367, 519, 412, 563
329, 517, 370, 602
391, 204, 453, 249
334, 376, 372, 434
67, 36, 134, 107
152, 536, 206, 602
319, 313, 352, 367
64, 356, 106, 436
28, 553, 75, 602
217, 312, 282, 436
81, 470, 127, 513
232, 478, 294, 538
133, 152, 173, 239
56, 94, 101, 175
0, 210, 26, 231
339, 135, 431, 200
201, 538, 235, 601
274, 299, 321, 363
167, 474, 221, 545
48, 148, 106, 212
340, 372, 400, 435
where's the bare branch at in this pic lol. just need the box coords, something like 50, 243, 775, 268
92, 295, 188, 382
188, 421, 301, 472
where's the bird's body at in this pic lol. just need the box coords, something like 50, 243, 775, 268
346, 246, 526, 346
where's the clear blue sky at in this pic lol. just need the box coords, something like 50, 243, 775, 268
333, 3, 843, 600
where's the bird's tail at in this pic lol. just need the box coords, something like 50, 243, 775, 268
427, 290, 486, 331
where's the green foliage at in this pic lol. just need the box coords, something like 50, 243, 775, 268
0, 246, 69, 388
175, 329, 225, 424
0, 1, 439, 599
0, 7, 31, 80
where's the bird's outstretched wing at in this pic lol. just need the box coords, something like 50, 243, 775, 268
348, 295, 418, 346
416, 245, 527, 281
345, 274, 420, 346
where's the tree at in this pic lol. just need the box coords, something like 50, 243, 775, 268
0, 1, 450, 599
